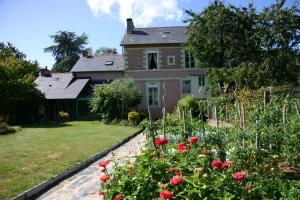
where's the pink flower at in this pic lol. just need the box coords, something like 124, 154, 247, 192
170, 176, 184, 186
99, 160, 110, 167
188, 137, 199, 143
233, 171, 247, 180
178, 142, 188, 153
211, 160, 222, 169
244, 185, 252, 190
114, 194, 122, 200
155, 138, 169, 146
160, 190, 173, 199
160, 184, 167, 189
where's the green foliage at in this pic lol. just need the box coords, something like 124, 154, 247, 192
0, 42, 43, 124
128, 111, 140, 125
186, 0, 299, 92
58, 111, 69, 122
44, 31, 88, 72
177, 95, 200, 117
94, 47, 117, 55
90, 79, 142, 123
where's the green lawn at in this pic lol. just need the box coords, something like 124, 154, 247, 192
0, 121, 138, 200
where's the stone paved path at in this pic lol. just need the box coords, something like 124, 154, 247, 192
38, 133, 147, 200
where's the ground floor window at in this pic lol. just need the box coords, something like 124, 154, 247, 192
147, 84, 159, 107
182, 80, 191, 94
198, 76, 205, 86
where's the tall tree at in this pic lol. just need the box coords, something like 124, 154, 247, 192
185, 1, 257, 68
186, 0, 299, 91
95, 47, 118, 55
44, 31, 88, 72
0, 42, 43, 124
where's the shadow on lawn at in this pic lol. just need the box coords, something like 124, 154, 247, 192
20, 121, 73, 129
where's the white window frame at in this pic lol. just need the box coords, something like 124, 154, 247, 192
167, 55, 175, 65
146, 82, 160, 108
146, 50, 159, 70
181, 79, 192, 94
198, 76, 205, 87
184, 50, 195, 69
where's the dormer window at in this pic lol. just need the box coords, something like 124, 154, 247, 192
148, 52, 158, 70
105, 61, 114, 66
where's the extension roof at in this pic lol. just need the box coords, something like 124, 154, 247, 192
71, 54, 124, 72
120, 26, 187, 46
34, 73, 89, 99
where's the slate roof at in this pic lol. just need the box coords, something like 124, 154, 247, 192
121, 26, 187, 46
34, 73, 89, 99
71, 54, 124, 72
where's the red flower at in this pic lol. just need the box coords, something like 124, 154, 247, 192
128, 170, 136, 175
98, 191, 105, 196
244, 185, 252, 190
211, 160, 223, 169
114, 194, 122, 200
233, 171, 247, 180
100, 175, 110, 182
195, 167, 204, 172
155, 138, 169, 146
99, 167, 106, 172
99, 160, 110, 167
188, 137, 199, 143
160, 190, 173, 200
175, 169, 183, 176
170, 176, 184, 186
178, 142, 188, 153
222, 161, 234, 169
201, 149, 209, 155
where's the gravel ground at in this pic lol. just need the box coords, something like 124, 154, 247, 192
37, 133, 147, 200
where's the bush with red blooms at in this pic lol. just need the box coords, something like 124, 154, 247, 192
170, 176, 184, 186
155, 138, 169, 146
233, 171, 247, 180
100, 175, 110, 182
177, 142, 188, 153
188, 136, 199, 143
160, 190, 173, 200
99, 160, 110, 167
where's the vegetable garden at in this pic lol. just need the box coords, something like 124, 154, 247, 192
98, 86, 300, 199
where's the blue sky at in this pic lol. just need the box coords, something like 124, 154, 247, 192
0, 0, 298, 68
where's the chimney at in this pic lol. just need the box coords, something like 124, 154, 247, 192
127, 18, 134, 34
40, 66, 51, 77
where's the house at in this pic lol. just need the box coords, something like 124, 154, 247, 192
121, 18, 210, 118
35, 18, 210, 120
35, 55, 124, 120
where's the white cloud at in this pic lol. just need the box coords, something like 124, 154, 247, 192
86, 0, 183, 26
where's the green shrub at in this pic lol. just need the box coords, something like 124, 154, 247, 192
0, 122, 16, 135
90, 79, 142, 122
58, 111, 69, 122
128, 111, 140, 125
177, 95, 200, 117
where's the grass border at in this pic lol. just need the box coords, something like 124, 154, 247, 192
12, 129, 144, 200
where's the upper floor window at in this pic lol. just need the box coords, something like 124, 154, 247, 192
198, 76, 205, 86
167, 55, 175, 65
182, 80, 191, 94
148, 52, 158, 70
184, 50, 195, 68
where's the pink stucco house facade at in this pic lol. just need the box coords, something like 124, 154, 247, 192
121, 18, 210, 118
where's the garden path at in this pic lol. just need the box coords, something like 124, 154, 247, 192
37, 132, 147, 200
